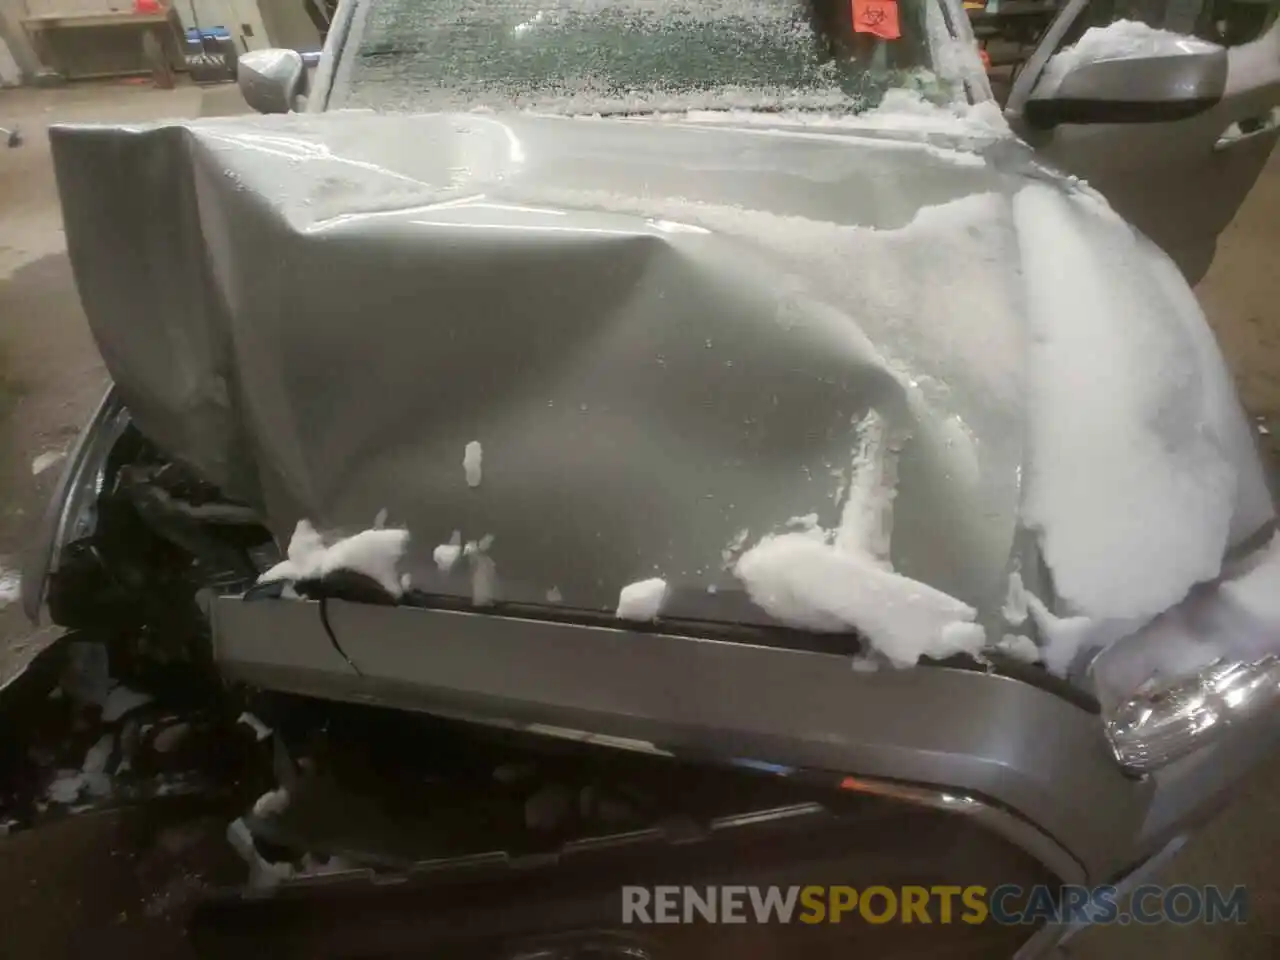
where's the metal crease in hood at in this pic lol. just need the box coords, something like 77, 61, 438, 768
48, 111, 1271, 661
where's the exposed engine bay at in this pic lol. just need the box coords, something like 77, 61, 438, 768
2, 410, 1053, 958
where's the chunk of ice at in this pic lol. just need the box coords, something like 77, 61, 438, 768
101, 684, 152, 723
996, 634, 1041, 664
464, 440, 483, 488
46, 770, 85, 805
464, 538, 499, 607
735, 533, 984, 667
237, 712, 273, 742
259, 520, 410, 598
434, 530, 463, 573
31, 450, 67, 476
1026, 594, 1099, 676
616, 577, 669, 621
252, 787, 291, 819
1002, 571, 1029, 627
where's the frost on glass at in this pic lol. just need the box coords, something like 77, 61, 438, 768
336, 0, 940, 114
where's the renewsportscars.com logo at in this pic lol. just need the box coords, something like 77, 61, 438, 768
621, 885, 1249, 927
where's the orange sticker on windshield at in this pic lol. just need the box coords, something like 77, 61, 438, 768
852, 0, 902, 40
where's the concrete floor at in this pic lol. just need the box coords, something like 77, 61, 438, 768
0, 80, 1278, 957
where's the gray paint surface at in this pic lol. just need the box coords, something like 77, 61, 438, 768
50, 113, 1043, 622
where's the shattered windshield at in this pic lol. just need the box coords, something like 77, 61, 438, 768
331, 0, 948, 114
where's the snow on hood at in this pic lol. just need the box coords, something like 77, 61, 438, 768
1013, 183, 1271, 623
49, 111, 1274, 672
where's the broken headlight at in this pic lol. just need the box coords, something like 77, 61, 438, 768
1103, 655, 1280, 774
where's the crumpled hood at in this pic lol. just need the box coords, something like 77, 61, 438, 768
49, 111, 1273, 646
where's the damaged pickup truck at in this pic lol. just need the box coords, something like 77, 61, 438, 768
6, 0, 1280, 957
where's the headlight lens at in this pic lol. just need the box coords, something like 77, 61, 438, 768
1104, 655, 1280, 773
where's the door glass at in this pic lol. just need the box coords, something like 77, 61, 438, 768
1063, 0, 1279, 47
1193, 0, 1280, 45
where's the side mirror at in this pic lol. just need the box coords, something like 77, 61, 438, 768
237, 48, 308, 114
1024, 49, 1227, 129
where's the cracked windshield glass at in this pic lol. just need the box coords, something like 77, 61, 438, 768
332, 0, 955, 114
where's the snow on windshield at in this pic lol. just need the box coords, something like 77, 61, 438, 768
333, 0, 943, 114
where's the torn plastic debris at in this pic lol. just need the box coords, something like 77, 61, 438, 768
258, 519, 410, 598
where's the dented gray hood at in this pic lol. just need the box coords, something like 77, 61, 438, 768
51, 111, 1053, 622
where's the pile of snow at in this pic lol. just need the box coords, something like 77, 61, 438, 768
463, 440, 483, 488
734, 533, 984, 667
616, 577, 669, 622
1038, 21, 1220, 97
259, 519, 410, 598
1013, 183, 1242, 623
